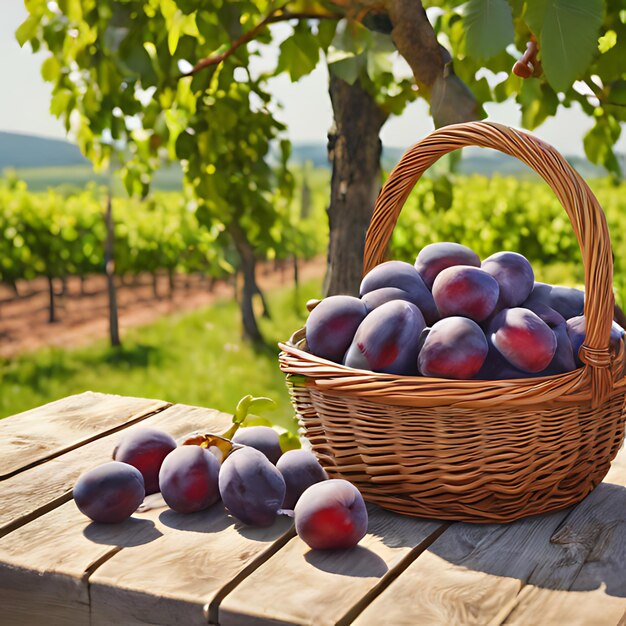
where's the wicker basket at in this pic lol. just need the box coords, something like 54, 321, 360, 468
279, 121, 626, 523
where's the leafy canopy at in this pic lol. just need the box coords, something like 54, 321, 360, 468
17, 0, 626, 212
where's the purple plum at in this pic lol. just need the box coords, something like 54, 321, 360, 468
432, 266, 499, 322
482, 251, 534, 308
344, 300, 426, 375
490, 307, 557, 373
74, 461, 145, 524
414, 242, 481, 289
360, 261, 439, 324
418, 317, 488, 379
294, 479, 368, 550
306, 295, 368, 363
113, 427, 177, 495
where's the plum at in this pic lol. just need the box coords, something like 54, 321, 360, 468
294, 479, 368, 550
359, 261, 439, 324
361, 287, 413, 312
277, 449, 328, 509
343, 300, 426, 375
73, 461, 145, 524
549, 286, 585, 319
219, 447, 286, 527
113, 427, 177, 495
432, 266, 499, 322
524, 302, 576, 375
566, 315, 625, 367
524, 282, 584, 320
158, 446, 220, 514
414, 242, 481, 289
418, 317, 488, 379
490, 308, 557, 373
305, 295, 368, 363
481, 251, 534, 308
232, 426, 282, 465
475, 341, 528, 380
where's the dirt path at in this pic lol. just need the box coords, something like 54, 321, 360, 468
0, 258, 325, 359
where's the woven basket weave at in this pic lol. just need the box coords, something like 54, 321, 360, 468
279, 121, 626, 523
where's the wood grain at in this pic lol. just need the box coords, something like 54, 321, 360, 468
0, 403, 231, 538
0, 402, 235, 626
217, 506, 444, 626
89, 504, 295, 626
0, 499, 159, 626
0, 392, 169, 479
352, 446, 626, 626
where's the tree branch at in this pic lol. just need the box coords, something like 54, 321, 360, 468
183, 7, 342, 77
384, 0, 481, 127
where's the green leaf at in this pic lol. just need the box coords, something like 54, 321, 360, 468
524, 0, 549, 35
540, 0, 604, 92
598, 29, 617, 53
276, 25, 320, 82
247, 397, 277, 415
278, 431, 301, 453
316, 19, 338, 52
507, 0, 525, 16
583, 115, 622, 175
606, 80, 626, 106
329, 56, 361, 84
50, 89, 73, 117
518, 78, 559, 129
234, 395, 276, 424
41, 56, 60, 81
234, 395, 253, 423
464, 0, 515, 59
15, 15, 39, 47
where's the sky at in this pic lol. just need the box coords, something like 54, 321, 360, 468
1, 2, 624, 157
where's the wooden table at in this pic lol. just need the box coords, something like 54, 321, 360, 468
1, 392, 625, 626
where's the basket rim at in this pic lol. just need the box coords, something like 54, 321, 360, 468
279, 330, 626, 410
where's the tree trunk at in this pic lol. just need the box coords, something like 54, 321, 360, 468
325, 75, 388, 297
227, 222, 264, 344
152, 272, 159, 299
47, 276, 56, 323
168, 268, 175, 299
255, 281, 271, 319
105, 191, 121, 347
293, 254, 299, 289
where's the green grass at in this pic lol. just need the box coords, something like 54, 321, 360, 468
0, 278, 323, 431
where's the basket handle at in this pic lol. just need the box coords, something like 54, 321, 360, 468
363, 121, 615, 406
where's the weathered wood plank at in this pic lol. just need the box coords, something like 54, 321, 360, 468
216, 506, 445, 626
501, 448, 626, 626
352, 446, 626, 626
0, 499, 156, 626
89, 505, 295, 626
0, 401, 295, 626
350, 509, 573, 626
0, 403, 231, 538
0, 392, 169, 479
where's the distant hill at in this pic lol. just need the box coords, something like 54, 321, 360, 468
0, 131, 88, 169
0, 131, 615, 184
290, 143, 611, 178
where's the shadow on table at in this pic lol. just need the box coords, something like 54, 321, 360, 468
426, 481, 626, 598
159, 505, 232, 534
304, 545, 388, 578
84, 517, 162, 547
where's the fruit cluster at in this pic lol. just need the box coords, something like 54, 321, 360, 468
73, 419, 368, 551
306, 242, 624, 380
